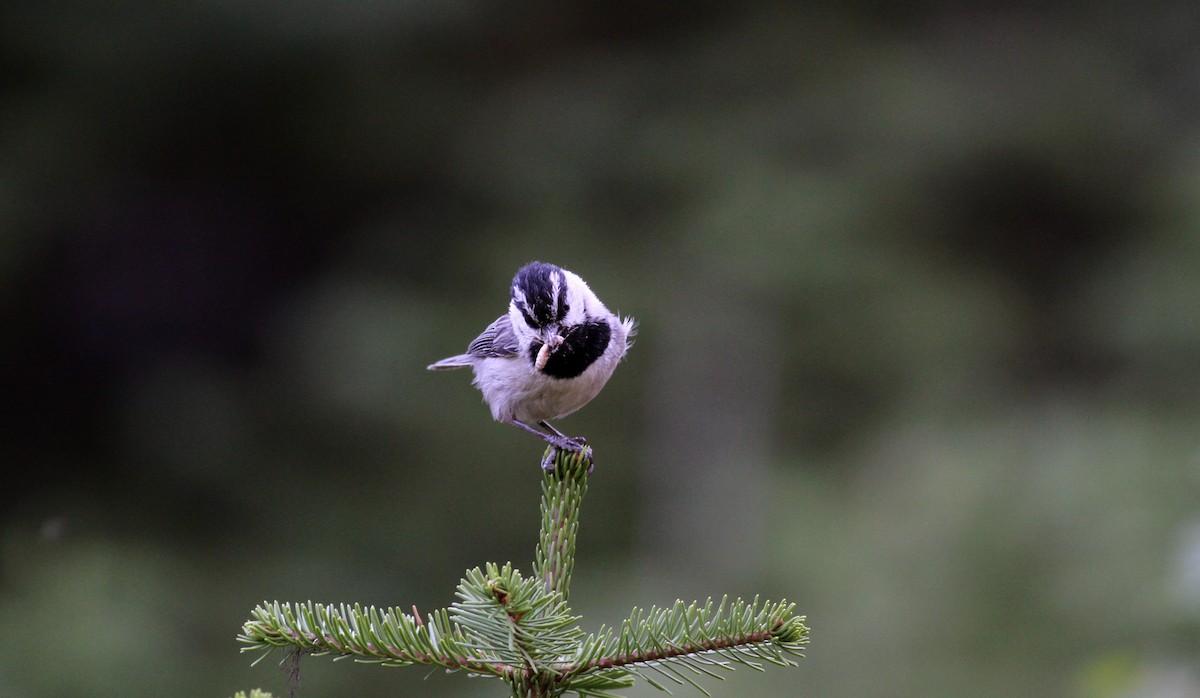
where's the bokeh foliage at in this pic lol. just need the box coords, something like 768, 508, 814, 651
2, 2, 1199, 697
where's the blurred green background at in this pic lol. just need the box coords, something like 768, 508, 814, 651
3, 2, 1199, 697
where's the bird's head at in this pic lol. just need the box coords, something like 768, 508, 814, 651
508, 261, 601, 370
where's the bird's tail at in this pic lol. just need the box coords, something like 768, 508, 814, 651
427, 355, 473, 371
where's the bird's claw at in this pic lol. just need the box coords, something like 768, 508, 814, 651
541, 435, 593, 472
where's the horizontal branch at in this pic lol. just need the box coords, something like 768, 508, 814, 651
586, 615, 804, 671
559, 596, 809, 695
238, 601, 508, 677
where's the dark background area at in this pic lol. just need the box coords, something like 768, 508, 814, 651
3, 2, 1199, 696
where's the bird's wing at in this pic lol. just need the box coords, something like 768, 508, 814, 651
467, 315, 520, 358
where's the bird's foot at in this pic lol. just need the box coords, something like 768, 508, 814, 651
511, 420, 593, 472
540, 434, 593, 472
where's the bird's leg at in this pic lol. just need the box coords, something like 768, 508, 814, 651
511, 419, 589, 470
539, 420, 587, 446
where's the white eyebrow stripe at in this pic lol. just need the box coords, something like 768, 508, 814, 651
511, 283, 538, 327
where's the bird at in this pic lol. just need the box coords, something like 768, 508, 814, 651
428, 261, 634, 469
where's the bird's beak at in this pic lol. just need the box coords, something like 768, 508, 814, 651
536, 327, 565, 371
540, 327, 565, 350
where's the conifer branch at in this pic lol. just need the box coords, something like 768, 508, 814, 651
238, 599, 505, 675
565, 597, 808, 696
238, 442, 809, 696
534, 446, 591, 601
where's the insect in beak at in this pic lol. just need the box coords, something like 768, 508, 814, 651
536, 330, 565, 371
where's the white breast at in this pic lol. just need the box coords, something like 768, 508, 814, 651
472, 316, 633, 424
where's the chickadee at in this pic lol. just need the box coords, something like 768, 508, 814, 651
428, 261, 634, 468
